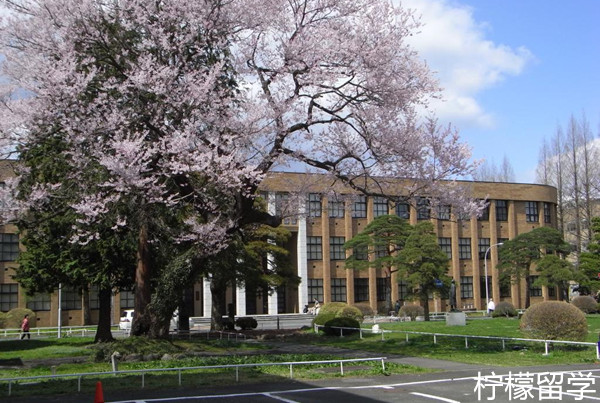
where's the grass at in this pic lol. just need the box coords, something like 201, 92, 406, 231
308, 315, 600, 367
0, 336, 429, 399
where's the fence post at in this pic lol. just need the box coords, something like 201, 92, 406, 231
433, 334, 437, 344
142, 373, 145, 388
340, 361, 344, 376
544, 341, 549, 356
340, 328, 344, 338
502, 339, 505, 351
289, 364, 294, 379
179, 369, 182, 385
360, 328, 363, 339
465, 337, 468, 349
235, 367, 239, 382
381, 358, 386, 372
381, 330, 385, 341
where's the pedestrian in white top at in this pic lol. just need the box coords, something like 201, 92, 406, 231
487, 299, 495, 316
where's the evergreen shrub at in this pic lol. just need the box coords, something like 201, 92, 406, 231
571, 296, 598, 314
492, 301, 518, 318
520, 301, 588, 341
399, 305, 424, 321
322, 317, 360, 336
235, 317, 258, 330
5, 308, 36, 329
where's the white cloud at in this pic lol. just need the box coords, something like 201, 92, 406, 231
398, 0, 534, 128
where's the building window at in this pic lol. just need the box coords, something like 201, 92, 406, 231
61, 286, 82, 310
307, 236, 323, 260
478, 203, 489, 221
354, 278, 369, 302
459, 238, 471, 260
308, 279, 324, 303
328, 199, 345, 218
276, 193, 298, 225
375, 244, 388, 259
331, 278, 347, 302
376, 277, 390, 302
460, 276, 473, 299
417, 198, 430, 220
0, 233, 19, 262
548, 286, 556, 297
398, 280, 409, 300
352, 245, 368, 261
352, 195, 367, 218
395, 203, 410, 220
373, 197, 388, 217
544, 202, 552, 223
436, 205, 451, 221
26, 292, 51, 311
496, 200, 508, 221
330, 236, 346, 260
308, 193, 322, 218
438, 237, 452, 259
120, 290, 135, 309
529, 276, 542, 297
479, 276, 492, 300
525, 202, 539, 222
0, 283, 18, 312
89, 285, 100, 310
478, 238, 491, 260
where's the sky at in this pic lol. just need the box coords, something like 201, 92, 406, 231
401, 0, 600, 183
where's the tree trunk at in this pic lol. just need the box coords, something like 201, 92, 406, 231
422, 293, 430, 321
210, 281, 226, 330
178, 287, 192, 333
524, 275, 531, 308
82, 288, 91, 326
132, 223, 152, 336
94, 287, 115, 343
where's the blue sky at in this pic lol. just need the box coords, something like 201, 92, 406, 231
403, 0, 600, 183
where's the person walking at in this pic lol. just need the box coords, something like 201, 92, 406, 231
20, 314, 30, 340
487, 299, 495, 316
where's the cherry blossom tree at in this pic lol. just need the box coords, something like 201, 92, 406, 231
0, 0, 482, 336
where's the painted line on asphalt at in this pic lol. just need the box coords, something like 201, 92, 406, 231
411, 392, 461, 403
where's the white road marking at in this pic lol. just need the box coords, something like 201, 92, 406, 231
410, 392, 461, 403
108, 368, 600, 402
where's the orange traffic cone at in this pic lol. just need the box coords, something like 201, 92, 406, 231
94, 381, 104, 403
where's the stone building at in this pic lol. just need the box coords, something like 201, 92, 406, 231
0, 165, 558, 327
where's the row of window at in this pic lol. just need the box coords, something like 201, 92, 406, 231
0, 285, 136, 312
307, 236, 509, 261
306, 275, 546, 303
297, 195, 553, 223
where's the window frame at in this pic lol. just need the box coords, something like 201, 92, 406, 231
460, 276, 473, 299
373, 197, 388, 217
525, 201, 539, 223
307, 236, 323, 260
308, 279, 324, 303
331, 278, 347, 302
352, 195, 367, 218
459, 238, 472, 260
308, 193, 322, 218
354, 278, 369, 302
0, 233, 19, 262
329, 236, 346, 260
496, 200, 508, 221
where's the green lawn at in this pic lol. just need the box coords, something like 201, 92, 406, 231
309, 315, 600, 367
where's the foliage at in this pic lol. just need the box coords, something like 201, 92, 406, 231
533, 255, 576, 301
498, 227, 571, 308
0, 311, 5, 328
396, 222, 450, 320
579, 217, 600, 294
491, 301, 518, 318
318, 302, 364, 323
520, 301, 588, 341
0, 0, 482, 337
353, 303, 375, 317
571, 296, 598, 314
321, 317, 360, 336
235, 317, 258, 330
5, 308, 36, 329
399, 305, 424, 321
344, 215, 412, 311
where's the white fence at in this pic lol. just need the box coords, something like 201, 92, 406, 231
0, 357, 387, 396
314, 324, 600, 358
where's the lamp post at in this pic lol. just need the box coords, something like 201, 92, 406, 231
484, 242, 504, 308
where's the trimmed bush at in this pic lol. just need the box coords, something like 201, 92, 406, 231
353, 303, 375, 317
313, 312, 336, 328
5, 308, 36, 329
235, 317, 258, 330
520, 301, 588, 341
571, 295, 598, 314
322, 317, 360, 336
492, 301, 518, 318
316, 302, 364, 323
399, 305, 424, 321
0, 312, 6, 329
318, 302, 349, 315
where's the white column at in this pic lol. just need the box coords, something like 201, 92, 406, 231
203, 277, 212, 317
236, 284, 246, 317
267, 289, 279, 314
297, 206, 308, 311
